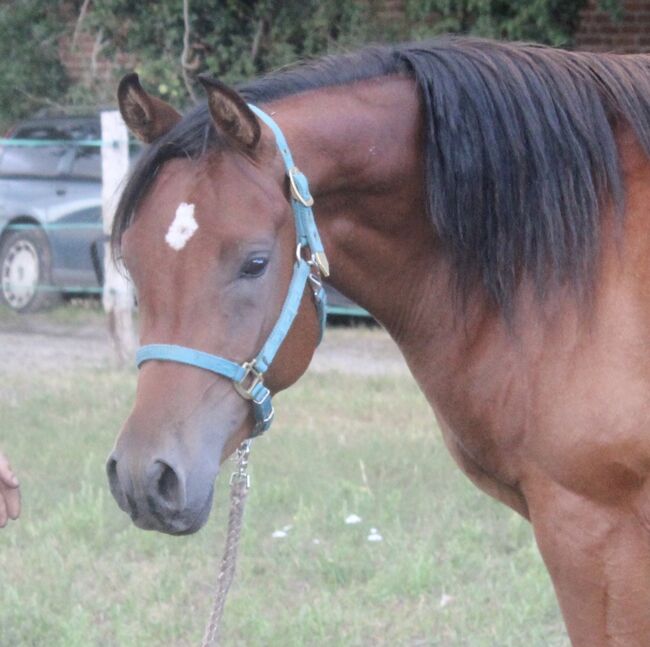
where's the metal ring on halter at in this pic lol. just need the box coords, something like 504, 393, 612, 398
296, 241, 326, 267
288, 166, 314, 207
296, 242, 315, 266
262, 407, 275, 424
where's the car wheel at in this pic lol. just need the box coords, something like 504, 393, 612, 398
0, 228, 60, 312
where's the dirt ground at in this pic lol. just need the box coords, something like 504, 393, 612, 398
0, 308, 409, 377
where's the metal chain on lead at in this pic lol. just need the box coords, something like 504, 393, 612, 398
201, 439, 252, 647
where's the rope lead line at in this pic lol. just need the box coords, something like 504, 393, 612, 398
201, 440, 252, 647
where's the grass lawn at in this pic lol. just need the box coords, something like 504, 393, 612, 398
0, 367, 568, 646
0, 300, 105, 326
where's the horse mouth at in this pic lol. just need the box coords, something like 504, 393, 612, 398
129, 487, 215, 536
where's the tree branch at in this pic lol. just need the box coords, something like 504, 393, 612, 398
16, 88, 68, 112
90, 27, 106, 79
251, 18, 265, 63
181, 0, 198, 103
71, 0, 92, 51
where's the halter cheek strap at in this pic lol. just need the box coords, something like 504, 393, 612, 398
135, 105, 328, 436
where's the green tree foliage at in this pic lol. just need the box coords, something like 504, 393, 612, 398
0, 1, 69, 128
86, 0, 380, 105
84, 0, 604, 110
405, 0, 590, 46
0, 0, 623, 126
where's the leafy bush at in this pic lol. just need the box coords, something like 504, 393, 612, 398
86, 0, 381, 105
405, 0, 590, 46
0, 0, 622, 125
0, 1, 69, 130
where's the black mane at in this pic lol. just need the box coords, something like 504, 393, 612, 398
114, 38, 650, 313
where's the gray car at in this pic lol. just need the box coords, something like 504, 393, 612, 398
0, 115, 103, 312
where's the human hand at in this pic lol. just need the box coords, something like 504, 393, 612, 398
0, 451, 20, 527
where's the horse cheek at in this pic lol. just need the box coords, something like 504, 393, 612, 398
265, 294, 321, 393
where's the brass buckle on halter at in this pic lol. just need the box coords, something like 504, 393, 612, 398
296, 243, 330, 278
288, 166, 314, 207
234, 361, 264, 400
313, 251, 330, 277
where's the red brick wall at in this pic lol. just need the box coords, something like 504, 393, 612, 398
575, 0, 650, 53
58, 31, 115, 85
377, 0, 406, 22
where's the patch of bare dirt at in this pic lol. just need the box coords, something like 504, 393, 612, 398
0, 312, 408, 377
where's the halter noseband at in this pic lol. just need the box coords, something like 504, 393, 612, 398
135, 105, 328, 437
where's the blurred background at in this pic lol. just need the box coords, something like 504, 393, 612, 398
0, 1, 645, 645
0, 0, 641, 318
0, 0, 642, 133
0, 0, 650, 317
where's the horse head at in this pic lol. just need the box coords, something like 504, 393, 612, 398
106, 74, 323, 534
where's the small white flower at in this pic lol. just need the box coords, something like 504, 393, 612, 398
312, 538, 321, 545
271, 530, 287, 539
367, 530, 383, 542
345, 514, 362, 525
438, 593, 454, 609
165, 202, 198, 250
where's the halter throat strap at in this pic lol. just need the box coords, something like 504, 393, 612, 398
135, 104, 328, 436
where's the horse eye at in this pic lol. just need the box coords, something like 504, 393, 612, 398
240, 256, 268, 278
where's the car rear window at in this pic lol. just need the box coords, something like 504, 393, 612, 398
13, 125, 71, 140
0, 119, 102, 180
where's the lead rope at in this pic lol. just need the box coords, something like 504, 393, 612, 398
201, 439, 252, 647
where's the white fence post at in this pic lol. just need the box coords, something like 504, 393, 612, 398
101, 111, 135, 366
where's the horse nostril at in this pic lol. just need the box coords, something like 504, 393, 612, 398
158, 463, 178, 503
150, 460, 186, 511
106, 456, 121, 498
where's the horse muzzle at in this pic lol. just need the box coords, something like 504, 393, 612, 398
105, 416, 227, 535
107, 452, 215, 534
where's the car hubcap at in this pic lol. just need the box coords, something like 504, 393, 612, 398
1, 239, 39, 309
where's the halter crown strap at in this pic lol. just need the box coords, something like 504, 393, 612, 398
136, 105, 328, 436
248, 105, 329, 277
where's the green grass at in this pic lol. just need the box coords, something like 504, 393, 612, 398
0, 368, 568, 646
0, 300, 105, 326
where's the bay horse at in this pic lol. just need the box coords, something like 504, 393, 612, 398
106, 38, 650, 645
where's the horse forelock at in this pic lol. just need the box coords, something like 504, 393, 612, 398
113, 38, 650, 315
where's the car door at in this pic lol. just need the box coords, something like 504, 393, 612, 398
48, 205, 103, 289
46, 119, 102, 289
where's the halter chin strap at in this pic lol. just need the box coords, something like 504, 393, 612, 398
136, 104, 328, 437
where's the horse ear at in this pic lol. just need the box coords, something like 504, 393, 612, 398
198, 74, 261, 151
117, 73, 182, 143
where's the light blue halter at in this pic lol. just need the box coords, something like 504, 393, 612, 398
136, 105, 329, 437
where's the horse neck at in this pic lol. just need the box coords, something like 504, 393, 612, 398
269, 76, 448, 347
